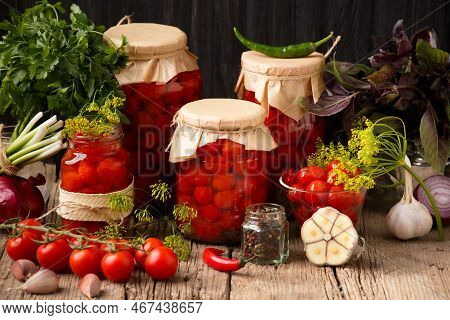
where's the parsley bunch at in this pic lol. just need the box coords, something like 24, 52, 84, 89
0, 1, 127, 140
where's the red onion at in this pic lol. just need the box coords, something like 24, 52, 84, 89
0, 174, 45, 223
415, 175, 450, 226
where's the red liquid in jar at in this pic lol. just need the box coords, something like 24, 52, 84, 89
121, 70, 202, 203
175, 140, 268, 244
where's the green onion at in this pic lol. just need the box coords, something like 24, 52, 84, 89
0, 114, 67, 175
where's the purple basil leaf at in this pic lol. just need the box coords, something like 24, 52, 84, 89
305, 84, 357, 116
411, 27, 432, 48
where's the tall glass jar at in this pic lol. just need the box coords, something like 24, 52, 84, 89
104, 23, 201, 201
242, 203, 289, 265
168, 99, 278, 244
59, 126, 132, 232
236, 51, 326, 197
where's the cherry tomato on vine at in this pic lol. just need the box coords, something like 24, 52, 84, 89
101, 251, 135, 282
144, 246, 178, 281
18, 219, 43, 239
36, 238, 73, 272
100, 239, 134, 256
6, 230, 40, 261
69, 246, 103, 277
134, 238, 164, 268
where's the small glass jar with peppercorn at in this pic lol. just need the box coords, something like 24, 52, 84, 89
241, 203, 289, 265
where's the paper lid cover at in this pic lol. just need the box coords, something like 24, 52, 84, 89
235, 51, 325, 122
168, 99, 278, 163
104, 23, 187, 59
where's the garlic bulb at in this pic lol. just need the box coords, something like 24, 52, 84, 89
301, 207, 361, 266
386, 156, 433, 240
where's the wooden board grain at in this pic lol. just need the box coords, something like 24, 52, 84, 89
230, 225, 342, 300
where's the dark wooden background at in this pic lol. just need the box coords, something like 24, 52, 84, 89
1, 0, 449, 99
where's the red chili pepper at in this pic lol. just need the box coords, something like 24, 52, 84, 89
202, 247, 245, 272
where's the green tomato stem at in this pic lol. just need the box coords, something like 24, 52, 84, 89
402, 164, 444, 241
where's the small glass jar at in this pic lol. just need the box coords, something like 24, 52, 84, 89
60, 126, 132, 232
242, 203, 289, 265
169, 99, 278, 244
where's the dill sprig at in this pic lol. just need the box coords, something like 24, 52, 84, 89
108, 193, 133, 212
63, 95, 125, 138
95, 221, 124, 240
173, 203, 197, 235
134, 207, 154, 223
149, 181, 172, 202
163, 234, 191, 262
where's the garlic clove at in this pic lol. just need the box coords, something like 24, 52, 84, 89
301, 219, 325, 243
305, 240, 327, 266
331, 214, 353, 237
22, 269, 59, 294
11, 259, 37, 282
326, 240, 352, 266
312, 207, 339, 234
334, 227, 359, 250
79, 274, 102, 299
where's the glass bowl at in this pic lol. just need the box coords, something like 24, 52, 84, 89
279, 176, 366, 226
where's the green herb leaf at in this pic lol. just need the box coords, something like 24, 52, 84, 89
415, 39, 449, 74
419, 107, 444, 172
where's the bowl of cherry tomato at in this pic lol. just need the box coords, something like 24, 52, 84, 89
279, 164, 366, 226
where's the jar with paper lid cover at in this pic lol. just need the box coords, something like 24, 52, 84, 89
235, 51, 326, 191
104, 20, 202, 201
168, 99, 278, 244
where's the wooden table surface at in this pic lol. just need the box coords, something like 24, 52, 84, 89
1, 162, 449, 300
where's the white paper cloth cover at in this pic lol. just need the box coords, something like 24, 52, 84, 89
235, 51, 325, 122
168, 99, 278, 163
104, 22, 199, 85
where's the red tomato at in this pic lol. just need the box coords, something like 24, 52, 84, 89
198, 204, 222, 222
78, 161, 97, 185
69, 247, 102, 277
325, 160, 341, 173
297, 166, 326, 186
96, 157, 128, 189
212, 175, 236, 191
18, 219, 43, 239
221, 141, 244, 158
220, 213, 243, 230
134, 238, 164, 268
304, 179, 328, 207
214, 190, 239, 209
61, 171, 84, 192
144, 247, 178, 281
100, 239, 134, 256
36, 238, 72, 272
193, 186, 214, 205
287, 183, 305, 203
187, 167, 209, 186
6, 230, 40, 261
101, 251, 135, 282
327, 185, 355, 211
281, 169, 298, 186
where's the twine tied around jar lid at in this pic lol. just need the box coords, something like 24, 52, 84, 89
56, 179, 134, 222
0, 124, 19, 175
104, 19, 199, 85
167, 99, 278, 163
235, 51, 326, 122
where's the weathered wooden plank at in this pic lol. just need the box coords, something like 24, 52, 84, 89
335, 189, 450, 300
126, 220, 230, 300
230, 225, 342, 300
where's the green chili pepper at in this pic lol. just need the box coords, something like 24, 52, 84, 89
233, 27, 334, 59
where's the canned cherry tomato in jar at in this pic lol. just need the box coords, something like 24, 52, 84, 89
169, 99, 278, 244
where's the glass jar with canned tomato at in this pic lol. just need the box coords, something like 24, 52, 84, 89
104, 23, 201, 201
168, 99, 278, 244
